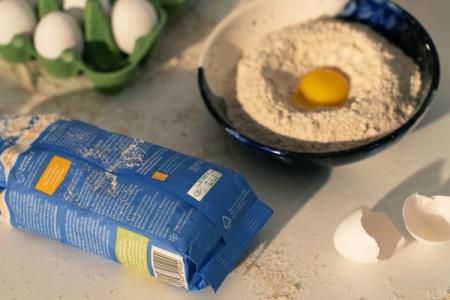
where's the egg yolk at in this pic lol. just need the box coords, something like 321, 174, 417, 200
291, 67, 350, 108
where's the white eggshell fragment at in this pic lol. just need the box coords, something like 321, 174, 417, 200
64, 0, 111, 21
34, 12, 84, 60
112, 0, 158, 54
333, 206, 405, 264
0, 0, 36, 46
403, 193, 450, 244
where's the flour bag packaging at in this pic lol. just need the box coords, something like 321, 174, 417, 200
0, 115, 272, 291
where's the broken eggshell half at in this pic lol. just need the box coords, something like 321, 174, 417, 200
403, 193, 450, 244
333, 206, 406, 263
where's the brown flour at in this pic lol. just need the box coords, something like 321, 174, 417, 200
231, 18, 422, 152
234, 243, 302, 300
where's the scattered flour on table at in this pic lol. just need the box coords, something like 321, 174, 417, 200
231, 18, 422, 152
234, 243, 302, 300
233, 237, 337, 300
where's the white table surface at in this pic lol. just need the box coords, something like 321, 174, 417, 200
0, 0, 449, 299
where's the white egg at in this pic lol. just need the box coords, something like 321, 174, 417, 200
63, 0, 111, 21
333, 206, 405, 264
34, 12, 84, 60
0, 0, 36, 46
403, 193, 450, 244
112, 0, 158, 54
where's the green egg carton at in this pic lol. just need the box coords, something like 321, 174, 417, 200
157, 0, 192, 14
0, 0, 184, 93
0, 35, 35, 64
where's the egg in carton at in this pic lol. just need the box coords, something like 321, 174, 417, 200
0, 0, 189, 92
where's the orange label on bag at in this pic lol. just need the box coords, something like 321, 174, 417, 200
35, 155, 72, 196
152, 171, 168, 182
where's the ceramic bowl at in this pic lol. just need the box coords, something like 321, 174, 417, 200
197, 0, 440, 166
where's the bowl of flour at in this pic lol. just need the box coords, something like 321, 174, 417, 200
198, 0, 440, 165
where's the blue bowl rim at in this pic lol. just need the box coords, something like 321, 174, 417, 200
197, 1, 441, 162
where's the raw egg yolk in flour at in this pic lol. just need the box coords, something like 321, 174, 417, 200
291, 67, 350, 108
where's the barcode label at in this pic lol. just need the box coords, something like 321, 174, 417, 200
187, 169, 222, 201
151, 246, 187, 289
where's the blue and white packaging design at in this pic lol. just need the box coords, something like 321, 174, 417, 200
0, 115, 272, 291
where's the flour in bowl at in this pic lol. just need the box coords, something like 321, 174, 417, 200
230, 18, 422, 152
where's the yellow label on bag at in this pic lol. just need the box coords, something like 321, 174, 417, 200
115, 227, 150, 274
0, 192, 10, 224
35, 155, 72, 196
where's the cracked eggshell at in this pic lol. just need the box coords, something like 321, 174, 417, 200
112, 0, 158, 54
0, 0, 36, 46
333, 206, 405, 264
403, 193, 450, 244
64, 0, 111, 21
34, 12, 84, 60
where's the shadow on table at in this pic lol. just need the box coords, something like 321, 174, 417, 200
415, 88, 450, 131
221, 138, 331, 263
373, 160, 450, 245
0, 64, 33, 115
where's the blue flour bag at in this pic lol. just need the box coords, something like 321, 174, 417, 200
0, 115, 272, 291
